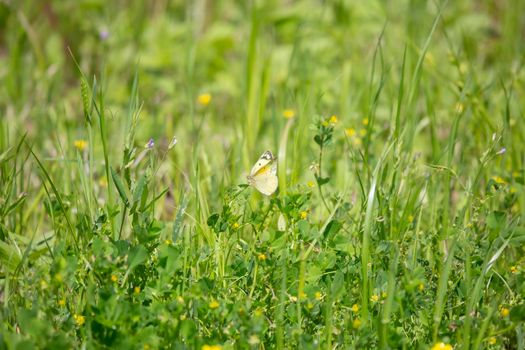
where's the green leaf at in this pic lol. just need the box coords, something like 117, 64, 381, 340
122, 244, 148, 285
510, 304, 525, 322
110, 167, 130, 207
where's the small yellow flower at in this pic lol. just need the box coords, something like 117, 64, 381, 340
500, 307, 509, 317
352, 318, 362, 329
345, 127, 356, 137
307, 181, 315, 188
362, 118, 369, 126
359, 129, 367, 137
258, 253, 267, 261
329, 115, 338, 124
300, 211, 308, 219
254, 307, 264, 317
431, 342, 453, 350
488, 337, 496, 345
134, 286, 141, 294
54, 273, 63, 283
165, 239, 173, 245
370, 294, 379, 302
455, 102, 464, 113
418, 283, 425, 291
351, 304, 359, 313
73, 314, 85, 326
177, 296, 184, 304
283, 109, 295, 119
197, 93, 212, 106
299, 291, 307, 300
510, 266, 518, 274
209, 300, 220, 309
58, 299, 66, 307
202, 345, 223, 350
143, 345, 151, 350
492, 176, 506, 184
315, 292, 323, 301
111, 274, 118, 282
232, 222, 240, 230
74, 140, 88, 151
408, 215, 414, 223
40, 279, 48, 289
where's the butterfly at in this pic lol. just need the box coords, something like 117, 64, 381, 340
247, 150, 278, 196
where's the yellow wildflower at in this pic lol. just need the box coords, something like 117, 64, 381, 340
431, 342, 453, 350
418, 283, 425, 291
492, 176, 506, 184
258, 253, 267, 261
74, 140, 88, 151
202, 345, 223, 350
352, 318, 361, 329
315, 292, 323, 301
345, 128, 356, 137
58, 299, 66, 307
408, 215, 414, 223
362, 118, 369, 126
134, 286, 141, 294
209, 300, 220, 309
329, 115, 338, 124
177, 296, 184, 304
351, 304, 359, 313
197, 93, 212, 106
283, 109, 295, 119
54, 273, 63, 283
73, 314, 85, 326
500, 307, 509, 317
143, 345, 151, 350
510, 266, 518, 274
111, 274, 118, 282
300, 211, 308, 219
307, 181, 315, 188
254, 307, 264, 317
488, 337, 496, 345
232, 222, 240, 230
370, 294, 379, 302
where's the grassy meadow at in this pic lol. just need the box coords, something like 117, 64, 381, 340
1, 0, 525, 348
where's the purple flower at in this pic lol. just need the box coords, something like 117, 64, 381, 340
145, 138, 155, 149
99, 29, 109, 41
496, 147, 506, 155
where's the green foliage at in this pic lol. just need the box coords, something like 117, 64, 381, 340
1, 0, 525, 349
